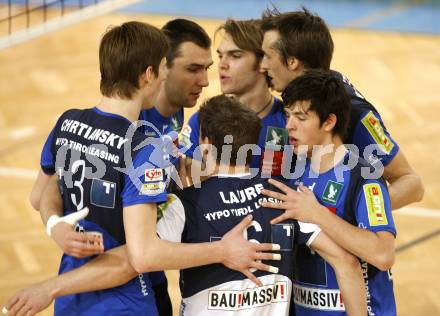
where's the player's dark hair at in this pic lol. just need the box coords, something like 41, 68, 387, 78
99, 21, 168, 99
162, 19, 211, 67
282, 69, 350, 138
216, 19, 264, 70
199, 95, 261, 166
261, 7, 333, 70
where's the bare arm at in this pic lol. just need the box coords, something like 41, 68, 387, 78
4, 246, 135, 316
29, 170, 51, 211
262, 180, 395, 271
39, 174, 63, 224
40, 174, 103, 257
124, 203, 279, 284
311, 232, 367, 316
311, 207, 395, 271
383, 150, 424, 209
47, 246, 135, 295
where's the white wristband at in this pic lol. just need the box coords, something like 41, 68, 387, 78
46, 208, 90, 237
46, 215, 61, 237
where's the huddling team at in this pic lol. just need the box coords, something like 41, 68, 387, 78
3, 7, 424, 316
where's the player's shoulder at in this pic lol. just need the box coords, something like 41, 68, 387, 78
179, 175, 269, 196
349, 152, 389, 198
267, 97, 284, 114
273, 96, 284, 108
263, 97, 286, 126
188, 111, 199, 125
58, 107, 86, 119
52, 108, 90, 131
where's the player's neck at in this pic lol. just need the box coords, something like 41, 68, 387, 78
235, 80, 273, 118
214, 163, 250, 176
155, 88, 181, 118
309, 136, 346, 174
97, 96, 142, 122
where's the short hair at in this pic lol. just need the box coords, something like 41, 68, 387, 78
162, 19, 211, 67
216, 19, 264, 68
282, 69, 350, 138
198, 95, 261, 166
99, 21, 168, 99
261, 7, 333, 70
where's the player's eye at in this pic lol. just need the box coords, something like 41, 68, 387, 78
187, 67, 200, 73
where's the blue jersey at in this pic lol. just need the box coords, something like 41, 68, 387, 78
180, 98, 287, 176
291, 152, 396, 316
333, 71, 399, 167
139, 107, 184, 137
41, 107, 169, 316
138, 107, 184, 295
139, 107, 184, 192
156, 175, 321, 316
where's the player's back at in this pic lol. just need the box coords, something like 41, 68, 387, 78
158, 175, 317, 315
332, 70, 399, 166
51, 107, 144, 244
46, 107, 159, 316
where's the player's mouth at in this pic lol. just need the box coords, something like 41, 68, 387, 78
289, 136, 299, 146
265, 73, 273, 84
219, 75, 230, 84
190, 91, 202, 99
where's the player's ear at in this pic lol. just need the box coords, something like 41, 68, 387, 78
323, 113, 337, 132
287, 56, 301, 72
139, 66, 155, 86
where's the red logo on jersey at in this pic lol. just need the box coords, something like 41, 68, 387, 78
144, 168, 163, 182
326, 206, 337, 214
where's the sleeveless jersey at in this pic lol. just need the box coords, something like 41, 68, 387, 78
180, 98, 287, 176
40, 107, 169, 316
156, 174, 321, 316
291, 152, 396, 316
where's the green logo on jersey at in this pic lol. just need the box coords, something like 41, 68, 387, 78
171, 114, 182, 133
157, 194, 177, 221
322, 181, 343, 205
265, 126, 287, 150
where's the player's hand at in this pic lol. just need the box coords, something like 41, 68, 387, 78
261, 179, 327, 224
220, 215, 281, 286
51, 222, 104, 258
3, 281, 54, 316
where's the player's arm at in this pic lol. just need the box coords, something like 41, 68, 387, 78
124, 203, 279, 284
40, 174, 103, 257
383, 150, 424, 209
262, 179, 395, 271
3, 246, 135, 316
354, 110, 423, 209
39, 174, 62, 224
29, 170, 51, 211
30, 128, 56, 211
310, 232, 367, 316
309, 204, 395, 271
